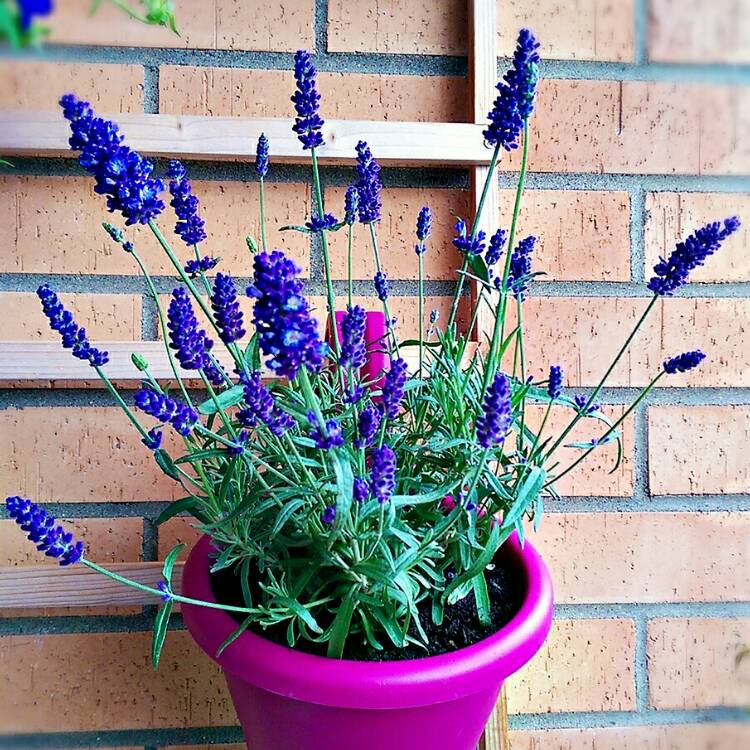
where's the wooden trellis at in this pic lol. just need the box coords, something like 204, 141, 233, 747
0, 2, 509, 746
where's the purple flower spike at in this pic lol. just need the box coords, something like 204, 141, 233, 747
211, 272, 246, 344
353, 477, 371, 503
344, 186, 359, 226
291, 50, 324, 150
548, 365, 564, 399
308, 412, 345, 450
134, 387, 199, 437
248, 250, 326, 380
306, 212, 338, 232
60, 94, 165, 226
356, 403, 382, 448
37, 284, 109, 368
237, 371, 295, 437
374, 271, 389, 301
476, 373, 512, 449
453, 218, 486, 256
370, 445, 397, 504
167, 288, 224, 385
6, 496, 84, 567
381, 358, 408, 419
486, 228, 508, 267
355, 141, 382, 224
484, 28, 541, 151
18, 0, 53, 31
648, 217, 741, 296
256, 133, 269, 177
506, 235, 537, 299
663, 349, 706, 375
166, 160, 207, 246
574, 395, 600, 415
415, 206, 433, 254
340, 305, 367, 369
184, 256, 219, 276
322, 506, 337, 526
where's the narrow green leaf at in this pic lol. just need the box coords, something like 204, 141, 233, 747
197, 384, 245, 415
327, 587, 359, 658
216, 617, 252, 657
501, 467, 547, 530
162, 543, 185, 583
271, 498, 306, 537
154, 449, 180, 480
151, 599, 173, 670
472, 572, 491, 627
155, 496, 207, 526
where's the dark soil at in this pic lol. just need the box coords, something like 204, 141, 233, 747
210, 556, 526, 661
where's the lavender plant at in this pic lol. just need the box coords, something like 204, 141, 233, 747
5, 31, 742, 662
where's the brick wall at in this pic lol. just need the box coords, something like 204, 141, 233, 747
0, 0, 749, 748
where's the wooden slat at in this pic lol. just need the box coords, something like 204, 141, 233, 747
0, 340, 479, 385
0, 111, 492, 165
470, 0, 501, 349
0, 562, 184, 608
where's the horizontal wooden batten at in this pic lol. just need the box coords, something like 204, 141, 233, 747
0, 562, 184, 608
0, 111, 492, 165
0, 341, 479, 386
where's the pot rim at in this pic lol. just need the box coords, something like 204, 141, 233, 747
182, 532, 553, 710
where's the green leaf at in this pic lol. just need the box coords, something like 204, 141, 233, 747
330, 451, 354, 522
279, 224, 313, 234
174, 447, 228, 464
154, 449, 180, 481
472, 572, 491, 626
502, 466, 547, 530
276, 597, 323, 634
151, 599, 173, 670
271, 498, 306, 537
358, 609, 383, 652
216, 616, 253, 657
197, 384, 245, 415
162, 543, 185, 583
155, 496, 208, 526
326, 587, 359, 658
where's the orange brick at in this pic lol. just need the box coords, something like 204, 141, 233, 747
325, 186, 470, 280
511, 724, 750, 750
648, 618, 750, 709
49, 0, 313, 52
0, 516, 143, 618
533, 512, 750, 603
648, 406, 750, 495
0, 631, 234, 732
649, 0, 750, 64
0, 407, 181, 503
0, 176, 310, 277
645, 192, 750, 283
499, 189, 631, 281
0, 292, 141, 341
517, 80, 750, 176
0, 61, 143, 112
158, 516, 204, 559
499, 0, 635, 63
329, 0, 634, 62
521, 405, 634, 497
517, 296, 750, 388
159, 66, 468, 122
506, 618, 636, 713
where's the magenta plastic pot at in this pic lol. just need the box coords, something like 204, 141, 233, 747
182, 534, 553, 750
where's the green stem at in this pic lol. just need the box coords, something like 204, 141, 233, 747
94, 366, 149, 441
259, 177, 268, 253
103, 0, 149, 23
418, 248, 424, 376
367, 223, 400, 356
347, 224, 354, 309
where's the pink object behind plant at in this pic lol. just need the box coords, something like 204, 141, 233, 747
182, 533, 553, 750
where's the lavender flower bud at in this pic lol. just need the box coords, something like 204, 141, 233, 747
381, 358, 408, 419
663, 349, 706, 374
184, 256, 219, 276
237, 371, 295, 437
142, 427, 163, 451
291, 50, 324, 150
374, 271, 389, 301
356, 404, 382, 448
344, 186, 359, 226
5, 496, 84, 566
256, 133, 269, 177
167, 160, 207, 246
306, 212, 338, 232
134, 387, 199, 437
340, 304, 367, 369
353, 477, 371, 503
60, 94, 165, 225
415, 206, 432, 254
370, 444, 397, 504
355, 141, 382, 224
507, 235, 536, 300
574, 395, 600, 415
452, 218, 486, 256
648, 218, 741, 296
476, 373, 512, 448
485, 228, 508, 267
547, 365, 564, 399
210, 272, 246, 344
322, 506, 337, 526
308, 412, 345, 450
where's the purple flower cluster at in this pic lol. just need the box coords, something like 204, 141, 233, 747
37, 284, 109, 367
134, 387, 199, 436
647, 217, 741, 296
237, 371, 294, 437
381, 358, 408, 419
211, 273, 246, 344
256, 133, 269, 177
6, 496, 84, 566
291, 50, 324, 150
415, 206, 432, 254
353, 477, 371, 503
547, 365, 564, 399
356, 404, 382, 448
484, 28, 541, 150
453, 218, 486, 256
355, 141, 382, 224
506, 235, 536, 299
166, 160, 207, 247
344, 186, 359, 226
574, 395, 600, 415
485, 228, 508, 267
663, 349, 706, 375
247, 250, 326, 380
340, 305, 367, 369
306, 213, 338, 232
167, 288, 224, 385
308, 413, 345, 450
184, 256, 219, 276
322, 506, 337, 525
476, 373, 512, 449
18, 0, 53, 31
60, 94, 164, 226
370, 445, 397, 504
374, 271, 389, 301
